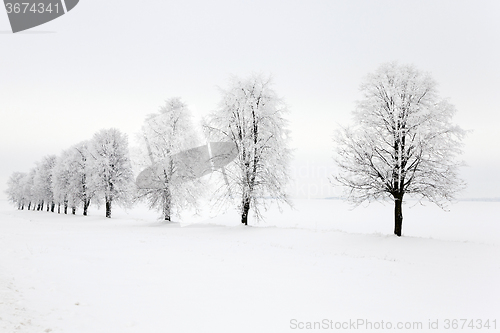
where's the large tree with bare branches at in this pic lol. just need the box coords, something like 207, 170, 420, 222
204, 75, 292, 225
135, 98, 203, 221
333, 62, 466, 236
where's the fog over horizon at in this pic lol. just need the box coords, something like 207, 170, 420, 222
1, 0, 499, 201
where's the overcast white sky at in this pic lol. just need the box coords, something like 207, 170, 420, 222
1, 0, 499, 200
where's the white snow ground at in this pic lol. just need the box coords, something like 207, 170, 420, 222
0, 199, 499, 332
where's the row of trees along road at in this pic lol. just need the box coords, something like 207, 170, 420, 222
6, 129, 134, 218
6, 65, 466, 235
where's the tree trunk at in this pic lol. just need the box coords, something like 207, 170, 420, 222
241, 196, 250, 225
106, 180, 113, 218
163, 190, 171, 221
28, 202, 31, 210
394, 194, 403, 237
72, 206, 76, 215
50, 202, 55, 212
83, 199, 90, 216
161, 166, 172, 222
105, 197, 112, 218
58, 203, 61, 214
64, 201, 68, 214
82, 178, 89, 216
46, 203, 50, 212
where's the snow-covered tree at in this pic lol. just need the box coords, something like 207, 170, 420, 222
52, 149, 72, 214
23, 168, 36, 210
33, 155, 57, 212
70, 141, 96, 215
89, 128, 134, 218
5, 172, 27, 209
204, 75, 292, 225
52, 143, 95, 215
29, 164, 43, 210
333, 62, 466, 236
135, 97, 204, 221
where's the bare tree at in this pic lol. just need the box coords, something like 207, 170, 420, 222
204, 75, 292, 225
135, 97, 203, 221
333, 62, 466, 236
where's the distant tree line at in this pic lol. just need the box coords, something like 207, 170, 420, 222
6, 128, 134, 218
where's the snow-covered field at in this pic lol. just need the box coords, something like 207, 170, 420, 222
0, 199, 499, 332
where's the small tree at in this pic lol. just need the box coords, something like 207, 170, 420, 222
52, 149, 73, 214
71, 141, 95, 216
6, 172, 27, 209
24, 168, 36, 210
89, 128, 134, 218
205, 75, 292, 225
52, 143, 95, 215
33, 155, 57, 212
333, 62, 466, 236
30, 164, 43, 210
135, 97, 203, 221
